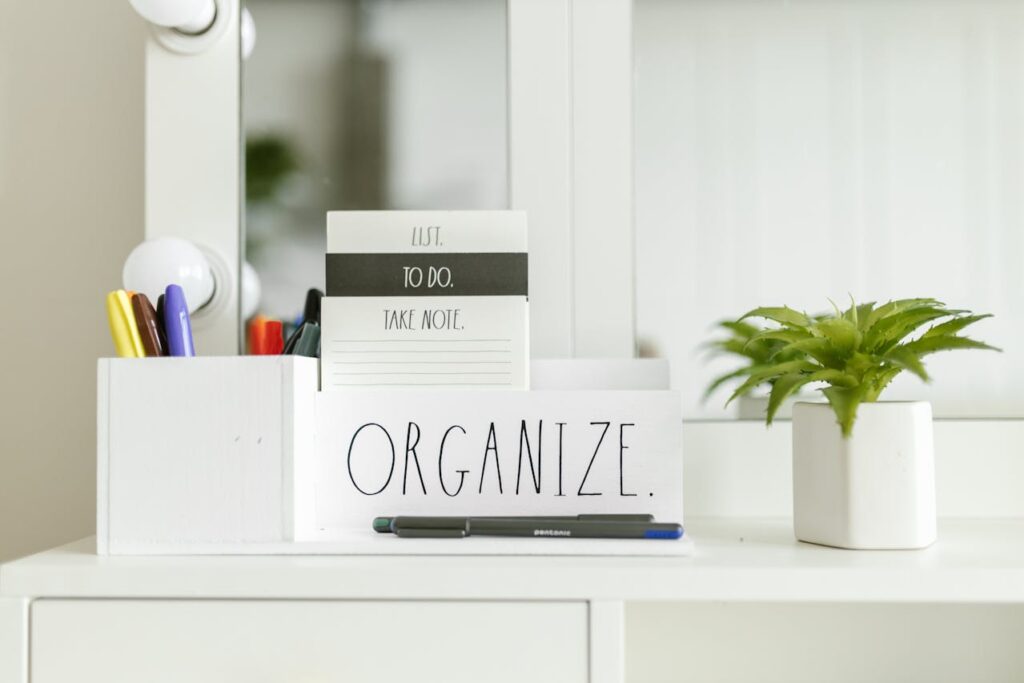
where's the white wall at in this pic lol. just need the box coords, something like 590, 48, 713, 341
635, 0, 1024, 419
0, 0, 144, 562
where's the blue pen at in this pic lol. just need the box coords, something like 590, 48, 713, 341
163, 284, 195, 357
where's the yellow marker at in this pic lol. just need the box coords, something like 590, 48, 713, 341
106, 290, 145, 357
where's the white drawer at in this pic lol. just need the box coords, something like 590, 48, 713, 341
31, 599, 588, 683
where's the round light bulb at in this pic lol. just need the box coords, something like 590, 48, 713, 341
129, 0, 216, 32
241, 261, 261, 320
123, 237, 215, 314
241, 7, 256, 60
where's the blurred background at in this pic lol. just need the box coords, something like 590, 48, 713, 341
245, 0, 1024, 420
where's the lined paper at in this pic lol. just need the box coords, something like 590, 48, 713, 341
321, 212, 529, 390
328, 338, 515, 387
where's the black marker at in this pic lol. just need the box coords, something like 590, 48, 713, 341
303, 288, 324, 325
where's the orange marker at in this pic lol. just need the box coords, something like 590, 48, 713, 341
248, 315, 268, 354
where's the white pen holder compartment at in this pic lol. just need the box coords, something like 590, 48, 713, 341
97, 357, 686, 556
97, 357, 318, 554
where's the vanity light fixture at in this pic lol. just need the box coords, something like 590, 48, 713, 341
122, 237, 262, 322
128, 0, 241, 55
241, 6, 256, 60
122, 237, 217, 315
129, 0, 217, 35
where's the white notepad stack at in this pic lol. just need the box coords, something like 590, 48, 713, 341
321, 211, 529, 390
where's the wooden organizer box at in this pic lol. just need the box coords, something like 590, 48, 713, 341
96, 357, 687, 556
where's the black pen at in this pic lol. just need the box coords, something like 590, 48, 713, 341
373, 514, 654, 533
375, 515, 683, 540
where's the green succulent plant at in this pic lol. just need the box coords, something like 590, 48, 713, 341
246, 135, 299, 202
724, 298, 999, 437
702, 320, 806, 402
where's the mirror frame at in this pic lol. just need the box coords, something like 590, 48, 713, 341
141, 0, 636, 359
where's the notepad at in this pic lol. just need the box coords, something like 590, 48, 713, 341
321, 211, 529, 390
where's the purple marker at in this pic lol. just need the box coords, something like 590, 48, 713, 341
163, 284, 195, 357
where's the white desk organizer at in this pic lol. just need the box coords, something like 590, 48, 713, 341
97, 357, 686, 556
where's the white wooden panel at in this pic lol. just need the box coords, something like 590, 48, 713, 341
145, 3, 241, 353
589, 601, 625, 683
98, 357, 318, 553
0, 598, 28, 683
31, 599, 588, 683
96, 360, 111, 555
682, 420, 1024, 518
627, 602, 1024, 683
508, 0, 574, 357
571, 0, 636, 358
635, 0, 1024, 418
286, 352, 318, 541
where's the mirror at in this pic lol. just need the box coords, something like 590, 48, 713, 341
634, 0, 1024, 419
243, 0, 508, 321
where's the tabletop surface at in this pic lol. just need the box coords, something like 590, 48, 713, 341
3, 519, 1023, 603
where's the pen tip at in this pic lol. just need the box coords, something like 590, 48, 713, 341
372, 517, 393, 533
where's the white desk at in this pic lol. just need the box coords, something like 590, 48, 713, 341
3, 518, 1023, 682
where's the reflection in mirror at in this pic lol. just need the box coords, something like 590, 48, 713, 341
635, 0, 1023, 420
243, 0, 508, 320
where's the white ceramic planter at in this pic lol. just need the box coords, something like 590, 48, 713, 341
792, 401, 936, 549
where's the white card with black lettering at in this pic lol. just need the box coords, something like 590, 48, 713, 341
322, 211, 529, 390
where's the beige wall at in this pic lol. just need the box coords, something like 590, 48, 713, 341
0, 0, 144, 562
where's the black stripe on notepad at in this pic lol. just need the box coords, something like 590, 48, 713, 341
326, 253, 528, 297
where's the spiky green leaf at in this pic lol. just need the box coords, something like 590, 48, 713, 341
709, 339, 752, 356
822, 384, 869, 437
885, 347, 929, 382
738, 307, 811, 329
863, 307, 955, 352
814, 317, 862, 356
725, 359, 821, 406
702, 366, 751, 402
771, 337, 841, 368
862, 366, 903, 403
897, 335, 1001, 357
764, 369, 858, 425
717, 320, 761, 337
744, 328, 813, 347
854, 301, 877, 332
765, 373, 811, 425
922, 314, 992, 339
863, 298, 942, 330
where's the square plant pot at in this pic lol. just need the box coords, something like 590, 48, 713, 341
792, 401, 936, 549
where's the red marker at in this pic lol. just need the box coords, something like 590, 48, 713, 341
264, 320, 284, 355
